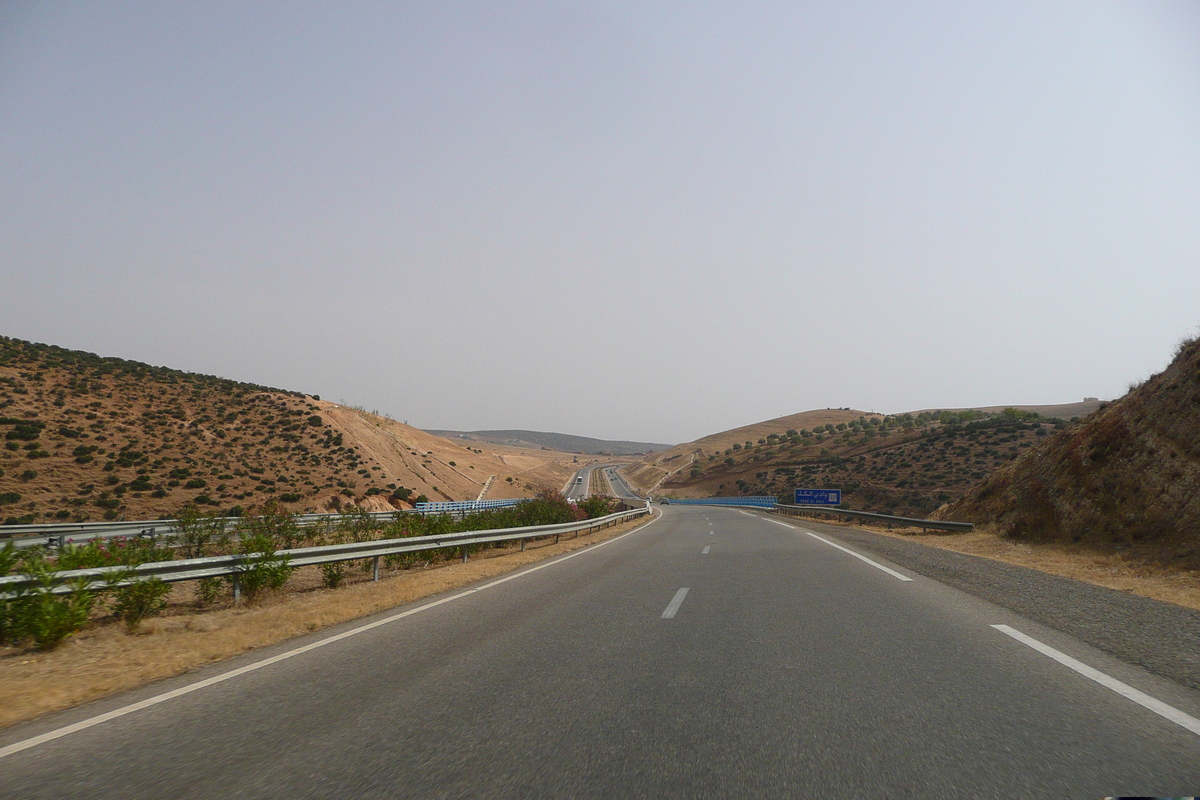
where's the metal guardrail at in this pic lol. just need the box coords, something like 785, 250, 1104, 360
1, 510, 414, 550
667, 496, 777, 508
772, 504, 973, 532
0, 505, 652, 599
414, 499, 527, 513
1, 502, 543, 550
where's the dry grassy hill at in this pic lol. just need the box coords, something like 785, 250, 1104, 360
944, 337, 1200, 567
629, 404, 1093, 518
0, 336, 576, 524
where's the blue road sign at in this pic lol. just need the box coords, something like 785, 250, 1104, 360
794, 488, 841, 505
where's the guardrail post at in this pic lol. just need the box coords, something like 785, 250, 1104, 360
461, 546, 468, 564
554, 533, 560, 544
231, 571, 241, 604
372, 555, 380, 581
520, 538, 525, 551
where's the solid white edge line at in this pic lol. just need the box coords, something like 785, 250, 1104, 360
795, 528, 912, 581
991, 624, 1200, 738
661, 587, 690, 618
0, 510, 664, 760
754, 514, 913, 582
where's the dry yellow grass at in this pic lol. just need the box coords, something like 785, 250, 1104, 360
0, 515, 654, 729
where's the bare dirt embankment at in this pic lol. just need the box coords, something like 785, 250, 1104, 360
945, 335, 1200, 570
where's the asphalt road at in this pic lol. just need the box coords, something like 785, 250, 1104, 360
3, 506, 1199, 798
605, 467, 642, 501
564, 466, 591, 501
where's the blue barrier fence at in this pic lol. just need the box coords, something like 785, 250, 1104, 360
667, 496, 777, 508
414, 498, 529, 514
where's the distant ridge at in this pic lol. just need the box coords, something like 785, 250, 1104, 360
426, 429, 672, 456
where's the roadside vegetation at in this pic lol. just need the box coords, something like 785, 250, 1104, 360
0, 491, 620, 652
0, 496, 650, 729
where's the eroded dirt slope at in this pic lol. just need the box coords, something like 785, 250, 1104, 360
945, 337, 1200, 566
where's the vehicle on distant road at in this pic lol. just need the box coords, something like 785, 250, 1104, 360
660, 498, 670, 504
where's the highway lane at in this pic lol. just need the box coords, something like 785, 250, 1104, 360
564, 465, 591, 501
3, 505, 1199, 797
606, 466, 642, 501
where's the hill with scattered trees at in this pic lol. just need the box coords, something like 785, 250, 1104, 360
628, 403, 1098, 518
0, 336, 575, 525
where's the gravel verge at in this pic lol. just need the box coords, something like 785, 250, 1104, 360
798, 517, 1200, 692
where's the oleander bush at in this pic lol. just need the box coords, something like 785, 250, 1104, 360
111, 576, 172, 630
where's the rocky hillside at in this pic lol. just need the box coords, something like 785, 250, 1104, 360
945, 337, 1200, 565
0, 336, 575, 524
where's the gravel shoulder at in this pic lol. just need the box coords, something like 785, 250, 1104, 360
795, 516, 1200, 692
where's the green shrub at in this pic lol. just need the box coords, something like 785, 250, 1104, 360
306, 415, 323, 427
320, 561, 346, 589
20, 470, 37, 481
231, 532, 294, 600
2, 552, 96, 649
195, 576, 224, 606
112, 577, 172, 631
0, 491, 19, 505
171, 506, 229, 559
578, 495, 616, 519
3, 421, 44, 441
27, 583, 96, 649
184, 478, 207, 489
279, 492, 301, 502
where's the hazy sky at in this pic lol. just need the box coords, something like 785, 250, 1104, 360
3, 2, 1198, 444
